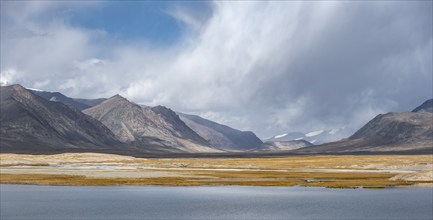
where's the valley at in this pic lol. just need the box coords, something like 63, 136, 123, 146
1, 2, 432, 219
1, 85, 432, 188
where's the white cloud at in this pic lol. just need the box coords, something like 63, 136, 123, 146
1, 1, 432, 138
0, 69, 18, 86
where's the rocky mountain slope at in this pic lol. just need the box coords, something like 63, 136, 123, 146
0, 85, 121, 153
349, 112, 432, 145
83, 95, 218, 153
178, 113, 263, 151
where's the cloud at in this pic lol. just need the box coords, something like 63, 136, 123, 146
1, 1, 432, 138
0, 69, 17, 86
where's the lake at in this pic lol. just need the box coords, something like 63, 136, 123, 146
1, 184, 432, 219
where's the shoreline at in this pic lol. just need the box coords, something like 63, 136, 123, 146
1, 183, 432, 189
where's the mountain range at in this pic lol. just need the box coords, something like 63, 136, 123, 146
1, 84, 262, 154
263, 127, 355, 145
1, 84, 431, 155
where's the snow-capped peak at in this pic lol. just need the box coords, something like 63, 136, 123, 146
305, 130, 324, 137
274, 133, 288, 139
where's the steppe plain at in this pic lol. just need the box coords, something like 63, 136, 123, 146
1, 153, 432, 188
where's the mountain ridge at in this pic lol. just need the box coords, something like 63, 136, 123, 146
178, 112, 263, 151
264, 128, 354, 145
412, 99, 433, 113
2, 84, 431, 155
29, 89, 91, 110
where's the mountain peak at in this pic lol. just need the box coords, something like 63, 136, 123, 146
1, 84, 34, 99
152, 105, 172, 113
83, 94, 137, 118
412, 99, 433, 113
110, 94, 126, 100
105, 94, 131, 104
9, 84, 27, 92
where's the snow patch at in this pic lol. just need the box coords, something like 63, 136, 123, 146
274, 133, 288, 139
305, 130, 324, 137
310, 139, 317, 144
295, 137, 304, 140
27, 88, 45, 92
49, 96, 58, 102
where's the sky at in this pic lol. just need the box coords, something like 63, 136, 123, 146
1, 1, 432, 139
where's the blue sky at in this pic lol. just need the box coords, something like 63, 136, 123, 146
1, 1, 432, 138
66, 1, 211, 45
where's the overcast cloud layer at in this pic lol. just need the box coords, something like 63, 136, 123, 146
1, 1, 432, 138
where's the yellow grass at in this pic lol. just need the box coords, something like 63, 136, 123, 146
1, 153, 432, 188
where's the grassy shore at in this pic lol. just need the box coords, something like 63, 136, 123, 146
1, 153, 432, 188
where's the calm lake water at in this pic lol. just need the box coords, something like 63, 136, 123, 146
1, 184, 432, 219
